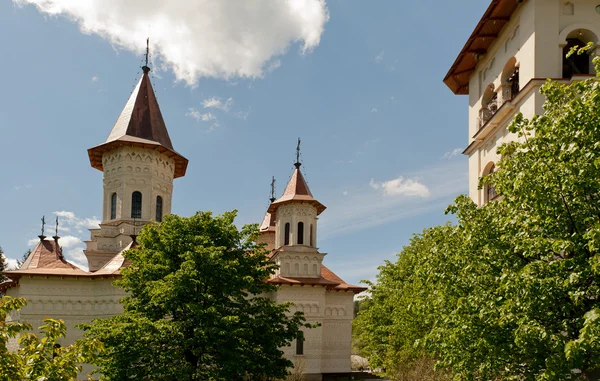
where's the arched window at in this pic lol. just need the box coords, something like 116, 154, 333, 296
563, 38, 591, 78
156, 196, 163, 222
110, 193, 117, 220
479, 84, 497, 128
131, 191, 142, 219
501, 58, 519, 102
297, 222, 304, 245
284, 223, 290, 245
309, 224, 314, 247
485, 164, 498, 202
296, 334, 304, 355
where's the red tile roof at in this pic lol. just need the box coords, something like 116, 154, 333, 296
268, 166, 326, 214
88, 67, 188, 178
268, 264, 367, 294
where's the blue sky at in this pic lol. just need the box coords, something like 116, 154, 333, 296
0, 0, 486, 286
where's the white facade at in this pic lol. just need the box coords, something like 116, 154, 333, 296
453, 0, 600, 205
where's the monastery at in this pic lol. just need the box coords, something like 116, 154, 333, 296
0, 59, 365, 380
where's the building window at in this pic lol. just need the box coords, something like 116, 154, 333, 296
485, 164, 498, 203
156, 196, 163, 222
296, 334, 304, 355
309, 224, 314, 247
479, 84, 497, 129
284, 223, 290, 245
110, 193, 117, 220
563, 35, 593, 78
297, 222, 304, 245
131, 191, 142, 219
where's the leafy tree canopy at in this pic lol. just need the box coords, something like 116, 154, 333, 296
0, 296, 103, 381
84, 211, 310, 381
355, 52, 600, 380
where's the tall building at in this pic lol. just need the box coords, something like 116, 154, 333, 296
445, 0, 599, 205
1, 60, 364, 380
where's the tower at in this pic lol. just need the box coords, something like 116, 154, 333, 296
444, 0, 599, 205
84, 61, 188, 271
258, 143, 366, 380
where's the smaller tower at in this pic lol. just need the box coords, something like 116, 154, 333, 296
260, 141, 326, 278
85, 48, 188, 271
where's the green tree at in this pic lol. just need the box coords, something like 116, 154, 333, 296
356, 53, 600, 380
0, 296, 103, 381
84, 211, 311, 381
17, 249, 31, 269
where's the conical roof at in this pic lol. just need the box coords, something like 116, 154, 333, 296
88, 66, 188, 178
268, 164, 326, 214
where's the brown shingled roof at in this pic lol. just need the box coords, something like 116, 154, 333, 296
88, 67, 188, 178
6, 237, 88, 276
268, 165, 326, 214
444, 0, 521, 94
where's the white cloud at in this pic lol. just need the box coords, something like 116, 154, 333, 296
186, 108, 216, 122
317, 160, 468, 240
91, 75, 99, 82
233, 110, 250, 120
374, 50, 384, 63
14, 0, 330, 85
443, 148, 462, 159
370, 176, 430, 198
203, 97, 234, 112
267, 59, 281, 72
343, 191, 348, 196
6, 258, 18, 270
371, 108, 378, 113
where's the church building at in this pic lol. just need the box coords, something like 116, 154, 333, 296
1, 59, 365, 380
445, 0, 599, 205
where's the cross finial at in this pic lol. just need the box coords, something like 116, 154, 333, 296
270, 176, 276, 203
54, 216, 59, 238
39, 215, 46, 240
145, 37, 149, 66
142, 38, 151, 74
295, 138, 301, 168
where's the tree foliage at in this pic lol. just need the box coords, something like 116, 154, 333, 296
0, 296, 103, 381
84, 211, 310, 381
355, 56, 600, 380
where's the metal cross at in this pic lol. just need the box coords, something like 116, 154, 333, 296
270, 176, 276, 202
55, 216, 59, 237
145, 37, 150, 67
41, 215, 46, 236
296, 138, 301, 164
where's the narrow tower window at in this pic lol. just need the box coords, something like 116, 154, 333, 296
131, 191, 142, 219
297, 222, 304, 245
110, 193, 117, 220
156, 196, 163, 222
296, 334, 304, 355
284, 223, 290, 245
310, 224, 314, 247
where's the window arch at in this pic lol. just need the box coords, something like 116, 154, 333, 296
156, 196, 163, 222
110, 193, 117, 220
562, 29, 598, 78
297, 222, 304, 245
479, 84, 497, 128
131, 191, 142, 219
484, 164, 498, 203
501, 57, 519, 102
284, 223, 290, 245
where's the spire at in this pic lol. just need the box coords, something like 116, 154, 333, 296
88, 41, 188, 178
268, 141, 326, 215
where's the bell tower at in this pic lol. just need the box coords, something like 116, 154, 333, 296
84, 54, 188, 272
260, 140, 326, 278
